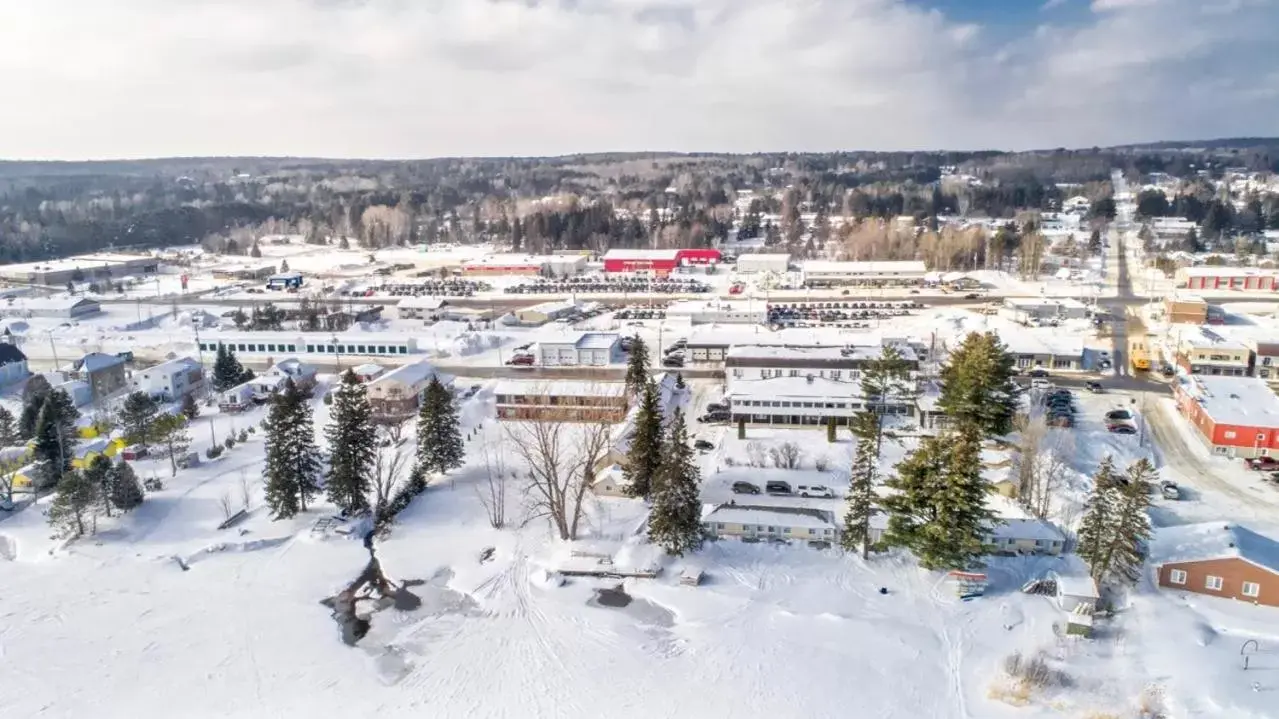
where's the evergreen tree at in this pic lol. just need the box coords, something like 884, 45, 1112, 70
324, 370, 375, 515
1088, 228, 1103, 255
0, 404, 17, 446
151, 413, 191, 477
416, 377, 464, 475
647, 409, 704, 556
1075, 456, 1119, 581
882, 426, 995, 570
181, 393, 200, 420
1107, 459, 1154, 585
108, 460, 145, 511
861, 345, 917, 454
623, 380, 663, 498
262, 379, 321, 519
937, 332, 1021, 439
82, 454, 115, 518
119, 391, 160, 447
19, 374, 53, 439
841, 411, 880, 558
624, 337, 650, 397
280, 259, 290, 273
32, 390, 78, 488
47, 470, 98, 538
213, 344, 251, 391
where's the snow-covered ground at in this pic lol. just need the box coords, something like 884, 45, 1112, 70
3, 376, 1278, 718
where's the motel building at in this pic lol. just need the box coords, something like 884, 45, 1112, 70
1173, 375, 1279, 458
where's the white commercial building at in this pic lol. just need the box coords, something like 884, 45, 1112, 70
725, 375, 913, 427
997, 330, 1085, 370
538, 332, 620, 367
199, 332, 419, 359
395, 296, 448, 320
725, 342, 921, 385
1000, 297, 1090, 323
734, 254, 791, 274
664, 300, 767, 325
801, 260, 928, 287
129, 356, 206, 401
0, 296, 102, 319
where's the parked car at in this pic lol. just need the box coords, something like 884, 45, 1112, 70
507, 355, 535, 366
693, 439, 715, 451
1027, 368, 1050, 378
1159, 364, 1175, 377
1085, 381, 1104, 393
1160, 480, 1180, 500
662, 357, 685, 368
1105, 409, 1133, 422
964, 293, 981, 299
796, 484, 834, 498
765, 480, 792, 495
731, 481, 760, 495
1246, 456, 1279, 471
1030, 378, 1052, 390
705, 402, 729, 414
1107, 424, 1137, 435
698, 411, 729, 423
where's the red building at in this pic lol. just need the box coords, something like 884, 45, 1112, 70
1180, 267, 1279, 292
1174, 375, 1279, 458
601, 248, 721, 275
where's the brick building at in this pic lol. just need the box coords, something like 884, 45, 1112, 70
1173, 375, 1279, 458
493, 379, 627, 423
1177, 266, 1279, 292
1152, 523, 1279, 608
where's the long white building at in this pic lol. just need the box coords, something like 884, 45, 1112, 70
198, 332, 419, 359
801, 260, 928, 287
726, 375, 914, 427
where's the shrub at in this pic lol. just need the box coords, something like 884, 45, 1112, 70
206, 445, 224, 459
224, 437, 236, 449
814, 455, 829, 472
247, 426, 256, 435
323, 392, 333, 405
238, 429, 249, 442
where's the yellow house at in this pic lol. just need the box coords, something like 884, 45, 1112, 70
9, 462, 43, 490
701, 504, 839, 545
71, 437, 112, 470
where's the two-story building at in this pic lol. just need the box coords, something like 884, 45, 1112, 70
726, 375, 914, 427
366, 361, 444, 420
725, 343, 921, 386
493, 379, 628, 423
701, 504, 840, 545
1174, 375, 1279, 458
1174, 330, 1251, 377
0, 342, 30, 386
74, 352, 128, 403
129, 356, 205, 401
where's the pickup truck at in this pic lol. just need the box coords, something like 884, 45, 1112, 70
1246, 457, 1279, 471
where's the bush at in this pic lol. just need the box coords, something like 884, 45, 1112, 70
814, 455, 829, 472
1002, 651, 1067, 688
323, 392, 333, 405
224, 437, 236, 449
723, 456, 735, 467
247, 426, 256, 435
206, 445, 224, 459
238, 429, 249, 442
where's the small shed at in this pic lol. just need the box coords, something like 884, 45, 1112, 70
1065, 612, 1093, 638
680, 568, 705, 587
1053, 572, 1100, 614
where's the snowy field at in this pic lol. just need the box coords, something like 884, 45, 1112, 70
3, 377, 1278, 718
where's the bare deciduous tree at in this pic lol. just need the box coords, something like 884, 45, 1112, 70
475, 439, 510, 529
370, 445, 411, 518
376, 418, 407, 446
770, 442, 803, 470
239, 471, 252, 510
746, 441, 769, 468
218, 491, 233, 519
505, 418, 611, 541
1012, 413, 1074, 519
1012, 413, 1048, 501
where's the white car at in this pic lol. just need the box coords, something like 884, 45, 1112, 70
1030, 378, 1052, 390
796, 485, 835, 499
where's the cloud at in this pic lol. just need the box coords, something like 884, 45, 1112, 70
0, 0, 1275, 159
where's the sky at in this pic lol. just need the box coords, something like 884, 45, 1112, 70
1, 0, 1277, 160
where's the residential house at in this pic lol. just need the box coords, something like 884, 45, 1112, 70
396, 296, 448, 320
75, 352, 127, 402
591, 464, 631, 498
366, 361, 443, 420
1152, 522, 1279, 608
1052, 572, 1101, 614
537, 332, 619, 367
0, 342, 29, 386
701, 504, 840, 545
985, 518, 1065, 556
494, 379, 628, 423
71, 437, 119, 469
217, 382, 257, 413
351, 363, 386, 382
264, 357, 318, 391
130, 356, 205, 401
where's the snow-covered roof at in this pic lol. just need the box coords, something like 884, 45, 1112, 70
988, 518, 1064, 543
370, 360, 438, 388
520, 300, 577, 316
998, 330, 1084, 358
75, 437, 111, 457
540, 331, 619, 350
701, 503, 837, 531
601, 249, 681, 261
727, 375, 861, 400
1177, 375, 1279, 428
1002, 297, 1088, 310
80, 352, 124, 372
0, 296, 100, 312
1052, 572, 1100, 600
352, 363, 384, 376
1150, 523, 1279, 576
462, 254, 556, 267
396, 296, 447, 310
493, 379, 625, 398
137, 356, 199, 376
1180, 266, 1279, 278
687, 326, 902, 349
801, 260, 927, 276
592, 464, 630, 488
727, 342, 918, 363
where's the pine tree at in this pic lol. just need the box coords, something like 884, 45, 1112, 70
841, 411, 880, 558
623, 380, 663, 498
181, 393, 200, 420
1107, 459, 1154, 585
416, 377, 464, 475
882, 426, 995, 570
213, 344, 250, 391
108, 460, 145, 511
151, 413, 191, 477
47, 470, 99, 538
937, 331, 1021, 439
647, 409, 704, 556
325, 370, 375, 515
0, 404, 17, 446
119, 391, 160, 447
624, 337, 650, 397
262, 379, 321, 519
1088, 228, 1103, 255
19, 374, 53, 439
32, 390, 78, 488
861, 344, 917, 455
82, 454, 115, 518
1075, 456, 1119, 581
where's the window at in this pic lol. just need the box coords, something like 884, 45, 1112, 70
1242, 581, 1261, 598
1205, 575, 1224, 591
733, 369, 743, 378
782, 527, 791, 534
766, 526, 775, 533
1224, 430, 1237, 439
306, 345, 316, 353
398, 346, 408, 354
237, 344, 247, 352
789, 369, 799, 377
267, 344, 276, 352
1169, 569, 1187, 585
287, 345, 296, 352
823, 529, 832, 535
358, 345, 367, 354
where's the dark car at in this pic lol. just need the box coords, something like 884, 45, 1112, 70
964, 293, 981, 299
662, 357, 685, 368
705, 402, 729, 414
765, 480, 792, 495
731, 481, 760, 495
1107, 424, 1137, 435
1027, 368, 1050, 378
693, 439, 715, 451
1085, 381, 1104, 393
1105, 409, 1133, 422
1246, 456, 1279, 471
698, 412, 729, 423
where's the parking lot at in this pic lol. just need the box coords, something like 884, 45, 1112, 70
505, 276, 711, 295
375, 279, 493, 297
767, 300, 923, 328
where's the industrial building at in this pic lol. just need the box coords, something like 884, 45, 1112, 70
1173, 375, 1279, 458
664, 300, 767, 325
0, 296, 102, 319
198, 332, 418, 359
600, 248, 721, 275
800, 260, 928, 287
733, 254, 791, 274
537, 332, 619, 367
515, 300, 579, 325
1177, 266, 1279, 292
999, 298, 1089, 323
0, 253, 159, 286
460, 254, 586, 277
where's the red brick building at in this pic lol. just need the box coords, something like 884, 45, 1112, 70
1153, 523, 1279, 608
1173, 375, 1279, 458
1178, 266, 1279, 291
601, 248, 721, 275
